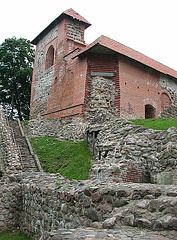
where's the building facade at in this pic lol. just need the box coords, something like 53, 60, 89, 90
30, 8, 177, 120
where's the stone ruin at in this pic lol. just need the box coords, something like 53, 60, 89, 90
1, 108, 177, 239
88, 116, 177, 185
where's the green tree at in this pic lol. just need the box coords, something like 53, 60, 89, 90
0, 37, 34, 120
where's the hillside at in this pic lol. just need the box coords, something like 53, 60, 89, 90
130, 118, 177, 130
30, 138, 93, 180
30, 118, 177, 180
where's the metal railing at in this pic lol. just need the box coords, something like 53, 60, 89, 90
17, 119, 43, 172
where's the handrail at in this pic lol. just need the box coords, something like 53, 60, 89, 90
17, 118, 25, 136
1, 108, 43, 173
25, 135, 43, 172
0, 131, 5, 174
17, 119, 43, 172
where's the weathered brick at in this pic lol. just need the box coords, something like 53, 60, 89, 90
30, 9, 177, 121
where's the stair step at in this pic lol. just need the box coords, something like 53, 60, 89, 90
9, 120, 40, 172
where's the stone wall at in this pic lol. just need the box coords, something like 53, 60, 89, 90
0, 108, 22, 175
1, 108, 177, 239
89, 120, 177, 185
0, 179, 22, 230
66, 20, 85, 44
84, 54, 120, 119
2, 173, 177, 239
30, 25, 58, 118
24, 114, 177, 186
85, 76, 118, 118
23, 117, 87, 141
41, 227, 177, 240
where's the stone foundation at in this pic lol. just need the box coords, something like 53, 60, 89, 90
40, 227, 176, 240
0, 108, 22, 175
23, 117, 87, 141
1, 108, 177, 239
0, 179, 22, 230
1, 173, 177, 239
89, 120, 177, 185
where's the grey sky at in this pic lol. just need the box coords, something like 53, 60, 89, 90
1, 0, 177, 70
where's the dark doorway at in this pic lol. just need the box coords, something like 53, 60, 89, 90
145, 104, 156, 119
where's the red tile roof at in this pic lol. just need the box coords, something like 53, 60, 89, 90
31, 8, 91, 45
63, 8, 91, 26
75, 35, 177, 79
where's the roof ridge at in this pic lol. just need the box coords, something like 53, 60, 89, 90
63, 8, 91, 26
75, 35, 177, 78
100, 35, 177, 72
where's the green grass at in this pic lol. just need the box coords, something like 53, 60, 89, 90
30, 138, 93, 180
0, 230, 31, 240
130, 118, 177, 130
21, 120, 29, 126
30, 119, 177, 180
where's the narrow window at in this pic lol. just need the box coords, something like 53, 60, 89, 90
45, 45, 54, 69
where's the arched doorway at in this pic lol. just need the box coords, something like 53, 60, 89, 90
145, 104, 156, 119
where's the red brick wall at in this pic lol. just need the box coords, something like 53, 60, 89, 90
30, 17, 88, 119
119, 55, 163, 119
103, 161, 147, 183
44, 52, 87, 119
43, 18, 88, 119
30, 15, 176, 120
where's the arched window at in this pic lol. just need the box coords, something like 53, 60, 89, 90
45, 45, 54, 69
145, 104, 156, 119
161, 92, 172, 111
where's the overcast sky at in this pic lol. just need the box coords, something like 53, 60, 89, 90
1, 0, 177, 71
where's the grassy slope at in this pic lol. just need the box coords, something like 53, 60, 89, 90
0, 231, 31, 240
30, 119, 177, 179
30, 138, 93, 180
130, 118, 177, 130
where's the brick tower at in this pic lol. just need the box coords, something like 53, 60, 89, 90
30, 9, 91, 119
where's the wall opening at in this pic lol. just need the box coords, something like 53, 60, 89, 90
45, 45, 54, 69
145, 104, 156, 119
161, 92, 172, 111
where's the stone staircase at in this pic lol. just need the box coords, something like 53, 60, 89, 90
9, 120, 42, 172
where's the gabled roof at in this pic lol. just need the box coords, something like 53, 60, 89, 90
75, 35, 177, 79
63, 8, 91, 26
31, 8, 91, 45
